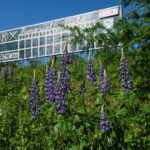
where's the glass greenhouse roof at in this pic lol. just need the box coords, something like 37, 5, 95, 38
0, 6, 121, 63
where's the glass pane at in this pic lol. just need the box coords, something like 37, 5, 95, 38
33, 38, 38, 47
54, 44, 60, 54
26, 39, 31, 48
40, 31, 46, 36
0, 42, 17, 51
62, 43, 67, 53
54, 34, 61, 43
19, 50, 24, 59
78, 42, 85, 50
19, 40, 24, 49
32, 33, 36, 38
70, 43, 77, 52
47, 45, 53, 55
54, 28, 61, 34
47, 35, 53, 44
47, 30, 53, 35
40, 47, 45, 56
62, 33, 68, 43
40, 37, 45, 45
26, 49, 31, 58
32, 48, 38, 57
28, 34, 32, 38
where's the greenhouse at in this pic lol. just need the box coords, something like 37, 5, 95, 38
0, 6, 121, 63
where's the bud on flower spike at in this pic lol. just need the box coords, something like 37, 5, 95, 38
60, 45, 71, 91
45, 61, 56, 103
55, 47, 71, 114
86, 52, 96, 85
120, 49, 132, 92
54, 72, 67, 114
29, 70, 40, 118
99, 63, 110, 94
100, 106, 110, 132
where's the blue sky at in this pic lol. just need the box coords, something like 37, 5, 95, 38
0, 0, 119, 31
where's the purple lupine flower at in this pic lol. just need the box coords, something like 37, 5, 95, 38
29, 76, 40, 117
80, 80, 86, 94
86, 57, 96, 85
100, 109, 110, 132
45, 67, 56, 103
120, 54, 131, 92
63, 43, 73, 65
60, 54, 71, 91
99, 64, 110, 93
54, 52, 71, 115
1, 68, 8, 83
54, 79, 67, 114
99, 64, 104, 81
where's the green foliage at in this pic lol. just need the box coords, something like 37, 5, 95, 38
0, 50, 149, 149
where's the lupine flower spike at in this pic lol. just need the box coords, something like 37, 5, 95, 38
60, 47, 71, 91
55, 48, 71, 114
86, 51, 96, 85
99, 63, 110, 94
100, 106, 110, 132
54, 72, 67, 114
120, 49, 131, 92
29, 70, 40, 118
45, 61, 56, 103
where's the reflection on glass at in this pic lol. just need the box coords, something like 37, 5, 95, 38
40, 31, 46, 36
54, 34, 61, 43
19, 35, 23, 39
47, 45, 53, 55
19, 40, 24, 49
62, 33, 68, 43
26, 49, 31, 58
78, 42, 85, 50
40, 47, 45, 56
19, 50, 24, 59
62, 43, 67, 53
40, 37, 45, 45
70, 43, 77, 52
47, 30, 53, 35
32, 48, 38, 57
47, 35, 53, 44
7, 42, 18, 50
54, 44, 60, 54
29, 34, 32, 38
26, 39, 31, 48
54, 29, 60, 34
32, 33, 36, 37
33, 38, 38, 47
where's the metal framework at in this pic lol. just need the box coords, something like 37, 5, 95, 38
0, 6, 121, 63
